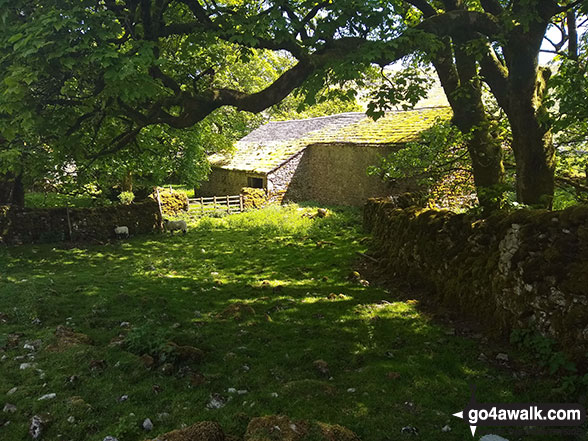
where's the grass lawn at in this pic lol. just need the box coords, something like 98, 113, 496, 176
0, 205, 575, 441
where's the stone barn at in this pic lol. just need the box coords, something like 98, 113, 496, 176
196, 106, 451, 206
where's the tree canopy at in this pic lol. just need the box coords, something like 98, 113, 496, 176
1, 0, 587, 208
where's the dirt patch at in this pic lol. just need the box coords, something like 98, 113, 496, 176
217, 303, 256, 321
145, 421, 225, 441
46, 326, 93, 351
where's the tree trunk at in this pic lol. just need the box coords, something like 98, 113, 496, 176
508, 109, 555, 208
503, 22, 555, 208
434, 39, 504, 211
0, 175, 15, 205
0, 173, 25, 207
11, 172, 25, 207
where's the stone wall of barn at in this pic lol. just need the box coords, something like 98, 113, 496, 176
267, 150, 305, 195
283, 143, 414, 206
195, 168, 266, 197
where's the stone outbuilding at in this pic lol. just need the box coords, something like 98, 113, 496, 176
196, 106, 451, 206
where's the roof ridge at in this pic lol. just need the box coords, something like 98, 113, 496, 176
264, 105, 451, 124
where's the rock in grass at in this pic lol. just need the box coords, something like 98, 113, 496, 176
6, 387, 17, 396
144, 421, 225, 441
142, 418, 153, 431
103, 437, 119, 441
37, 393, 56, 401
400, 425, 419, 435
29, 415, 44, 439
206, 394, 226, 409
496, 353, 509, 362
3, 403, 16, 413
480, 436, 509, 441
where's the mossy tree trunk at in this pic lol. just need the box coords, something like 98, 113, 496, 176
481, 15, 556, 208
434, 37, 504, 211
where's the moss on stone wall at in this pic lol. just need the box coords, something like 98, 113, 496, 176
153, 190, 189, 216
0, 200, 162, 245
364, 199, 588, 361
241, 187, 268, 210
240, 187, 285, 210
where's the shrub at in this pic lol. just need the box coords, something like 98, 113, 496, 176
118, 191, 135, 205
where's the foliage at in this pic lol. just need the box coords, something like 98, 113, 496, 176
124, 322, 172, 359
366, 64, 434, 119
196, 203, 315, 236
368, 121, 479, 209
118, 191, 135, 205
24, 192, 113, 208
1, 0, 588, 210
510, 328, 588, 394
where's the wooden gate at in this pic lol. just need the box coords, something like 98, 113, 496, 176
188, 195, 244, 215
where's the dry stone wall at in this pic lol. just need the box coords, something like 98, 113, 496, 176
364, 199, 588, 360
0, 200, 162, 245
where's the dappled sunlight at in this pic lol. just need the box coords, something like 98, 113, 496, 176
0, 205, 564, 441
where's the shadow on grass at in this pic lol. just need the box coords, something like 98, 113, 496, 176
0, 211, 568, 441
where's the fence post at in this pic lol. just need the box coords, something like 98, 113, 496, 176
155, 187, 164, 230
226, 195, 230, 213
65, 205, 72, 241
239, 194, 244, 212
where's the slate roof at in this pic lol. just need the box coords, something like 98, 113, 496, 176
208, 106, 451, 174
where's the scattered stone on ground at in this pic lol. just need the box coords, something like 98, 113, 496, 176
496, 353, 509, 363
480, 435, 509, 441
206, 394, 226, 409
103, 437, 119, 441
143, 418, 154, 431
6, 387, 17, 396
38, 393, 56, 401
20, 362, 36, 370
29, 415, 44, 440
145, 421, 225, 441
118, 395, 128, 402
67, 416, 75, 423
400, 425, 419, 435
441, 425, 451, 432
3, 403, 16, 413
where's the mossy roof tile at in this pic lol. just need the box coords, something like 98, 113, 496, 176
208, 107, 451, 174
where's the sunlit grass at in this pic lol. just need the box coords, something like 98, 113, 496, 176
0, 204, 568, 441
